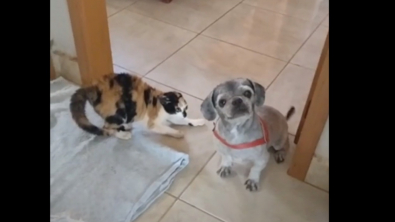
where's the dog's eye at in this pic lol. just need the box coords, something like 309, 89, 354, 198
218, 99, 226, 107
243, 90, 252, 98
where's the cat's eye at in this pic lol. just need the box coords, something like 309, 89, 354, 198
219, 99, 226, 107
243, 90, 252, 98
175, 107, 181, 112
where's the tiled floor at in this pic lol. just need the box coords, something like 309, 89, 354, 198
106, 0, 329, 221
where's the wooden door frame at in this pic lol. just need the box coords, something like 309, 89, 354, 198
66, 0, 113, 86
288, 33, 329, 181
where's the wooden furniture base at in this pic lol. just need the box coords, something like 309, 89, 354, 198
288, 33, 329, 181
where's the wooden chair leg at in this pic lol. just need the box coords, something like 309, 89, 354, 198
50, 55, 56, 81
288, 33, 329, 181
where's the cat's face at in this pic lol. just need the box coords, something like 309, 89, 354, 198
159, 91, 188, 117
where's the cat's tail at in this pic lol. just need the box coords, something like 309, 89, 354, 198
69, 87, 113, 136
285, 106, 296, 121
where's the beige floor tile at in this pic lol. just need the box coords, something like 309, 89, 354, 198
181, 136, 329, 222
146, 35, 286, 99
265, 64, 315, 135
106, 0, 138, 17
108, 10, 196, 75
322, 15, 329, 27
134, 194, 176, 222
127, 0, 241, 33
113, 64, 140, 75
291, 25, 328, 70
160, 200, 221, 222
203, 3, 319, 61
141, 78, 216, 197
244, 0, 328, 23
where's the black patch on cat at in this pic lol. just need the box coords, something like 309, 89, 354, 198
109, 79, 114, 89
115, 108, 126, 120
114, 73, 136, 123
92, 89, 102, 106
159, 92, 180, 114
81, 125, 104, 136
105, 115, 124, 125
188, 123, 193, 126
152, 97, 157, 106
144, 88, 152, 106
117, 125, 126, 131
183, 111, 187, 117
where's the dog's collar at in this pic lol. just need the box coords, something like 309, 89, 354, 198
212, 117, 269, 149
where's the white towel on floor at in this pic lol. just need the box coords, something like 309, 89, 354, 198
50, 78, 188, 222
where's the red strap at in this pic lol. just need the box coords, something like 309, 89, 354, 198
212, 118, 269, 149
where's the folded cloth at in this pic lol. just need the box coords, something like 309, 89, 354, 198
50, 77, 189, 222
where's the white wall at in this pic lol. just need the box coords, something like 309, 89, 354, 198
305, 117, 329, 191
50, 0, 81, 84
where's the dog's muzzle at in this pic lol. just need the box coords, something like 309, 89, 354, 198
231, 98, 249, 116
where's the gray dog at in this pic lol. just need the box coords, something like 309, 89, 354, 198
200, 78, 295, 192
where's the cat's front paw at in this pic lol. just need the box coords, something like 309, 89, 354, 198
188, 119, 206, 127
115, 131, 132, 140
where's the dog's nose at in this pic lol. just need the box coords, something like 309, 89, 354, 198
232, 98, 243, 106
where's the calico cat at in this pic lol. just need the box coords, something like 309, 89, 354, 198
69, 73, 205, 139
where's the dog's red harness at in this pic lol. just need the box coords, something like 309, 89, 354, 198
212, 117, 269, 149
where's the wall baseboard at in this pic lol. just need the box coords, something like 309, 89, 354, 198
51, 47, 81, 85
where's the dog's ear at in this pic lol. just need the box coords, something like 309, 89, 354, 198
158, 94, 171, 105
200, 90, 217, 121
247, 79, 266, 106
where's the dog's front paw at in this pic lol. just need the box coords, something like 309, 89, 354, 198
115, 131, 132, 140
188, 119, 206, 127
244, 179, 259, 192
274, 150, 285, 163
216, 166, 232, 178
169, 130, 184, 138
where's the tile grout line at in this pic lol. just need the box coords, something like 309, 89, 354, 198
110, 0, 327, 83
288, 63, 317, 71
265, 60, 289, 91
197, 1, 244, 35
241, 1, 327, 23
141, 34, 199, 77
159, 133, 298, 222
265, 15, 326, 91
110, 0, 323, 68
122, 10, 199, 34
157, 148, 214, 222
113, 64, 140, 75
200, 34, 289, 63
106, 1, 141, 19
143, 1, 244, 78
110, 0, 320, 142
106, 2, 327, 220
143, 76, 204, 101
164, 192, 177, 199
286, 13, 328, 63
156, 197, 178, 222
178, 199, 227, 222
177, 151, 217, 198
